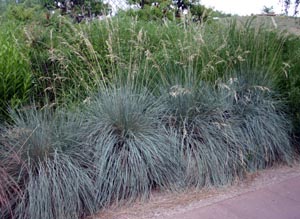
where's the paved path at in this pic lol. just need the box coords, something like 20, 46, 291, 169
95, 165, 300, 219
158, 175, 300, 219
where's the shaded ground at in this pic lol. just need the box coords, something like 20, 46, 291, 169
92, 163, 300, 219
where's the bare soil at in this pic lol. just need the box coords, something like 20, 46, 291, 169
92, 163, 300, 219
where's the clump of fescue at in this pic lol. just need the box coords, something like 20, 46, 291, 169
219, 72, 295, 170
0, 150, 22, 218
161, 75, 244, 187
0, 108, 97, 219
160, 67, 295, 188
81, 86, 181, 206
15, 155, 96, 219
0, 122, 25, 219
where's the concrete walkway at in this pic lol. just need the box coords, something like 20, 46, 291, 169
95, 165, 300, 219
159, 175, 300, 219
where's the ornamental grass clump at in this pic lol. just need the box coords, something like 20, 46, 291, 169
218, 72, 295, 171
161, 76, 244, 188
0, 142, 22, 219
82, 86, 180, 206
0, 108, 96, 219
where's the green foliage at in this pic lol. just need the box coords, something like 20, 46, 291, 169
126, 5, 175, 21
6, 2, 42, 22
0, 23, 31, 121
25, 16, 107, 107
190, 4, 212, 22
209, 18, 300, 143
279, 35, 300, 139
209, 18, 285, 78
21, 16, 300, 143
86, 0, 110, 15
124, 1, 221, 22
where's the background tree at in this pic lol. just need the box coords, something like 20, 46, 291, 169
281, 0, 300, 16
295, 0, 300, 16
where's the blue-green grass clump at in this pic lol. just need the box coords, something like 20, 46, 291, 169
81, 86, 181, 205
161, 79, 244, 187
0, 108, 96, 219
219, 73, 295, 170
